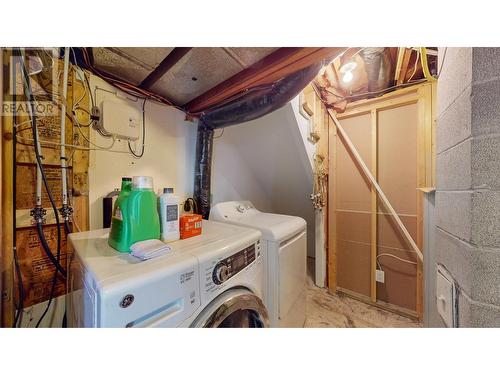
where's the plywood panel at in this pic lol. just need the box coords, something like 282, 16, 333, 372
336, 113, 372, 211
336, 211, 371, 244
335, 113, 372, 298
337, 240, 371, 296
15, 225, 69, 307
377, 103, 418, 215
376, 102, 419, 312
15, 112, 72, 166
376, 247, 418, 311
377, 213, 417, 250
16, 163, 72, 210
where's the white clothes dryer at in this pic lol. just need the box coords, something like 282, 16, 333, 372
211, 201, 307, 327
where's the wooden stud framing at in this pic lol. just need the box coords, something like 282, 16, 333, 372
325, 81, 436, 320
396, 48, 412, 85
71, 68, 90, 232
416, 92, 425, 319
416, 82, 435, 319
336, 91, 421, 120
1, 49, 15, 327
394, 47, 406, 82
0, 47, 3, 325
327, 114, 338, 291
370, 109, 377, 303
321, 104, 329, 287
431, 83, 437, 187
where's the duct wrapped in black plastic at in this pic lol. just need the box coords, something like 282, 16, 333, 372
193, 62, 324, 218
193, 124, 214, 219
199, 62, 324, 129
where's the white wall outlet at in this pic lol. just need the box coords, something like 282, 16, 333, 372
376, 269, 385, 283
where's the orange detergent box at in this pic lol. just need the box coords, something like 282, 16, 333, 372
180, 214, 203, 239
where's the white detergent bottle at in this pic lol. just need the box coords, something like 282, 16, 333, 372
159, 187, 180, 242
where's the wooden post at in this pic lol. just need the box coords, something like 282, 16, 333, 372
327, 114, 338, 292
416, 83, 434, 320
370, 109, 378, 303
71, 67, 90, 232
0, 47, 3, 326
1, 49, 15, 327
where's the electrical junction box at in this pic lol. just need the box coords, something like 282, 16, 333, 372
98, 100, 140, 141
436, 265, 457, 327
376, 269, 385, 283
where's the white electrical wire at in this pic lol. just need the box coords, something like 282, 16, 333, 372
407, 49, 420, 82
376, 253, 418, 272
69, 195, 82, 232
73, 111, 117, 150
14, 119, 34, 128
72, 219, 82, 232
16, 135, 130, 154
71, 64, 94, 127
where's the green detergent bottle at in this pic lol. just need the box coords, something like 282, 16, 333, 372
108, 176, 160, 252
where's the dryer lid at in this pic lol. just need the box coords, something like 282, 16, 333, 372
211, 201, 306, 241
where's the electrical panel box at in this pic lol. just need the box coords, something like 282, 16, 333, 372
98, 100, 140, 141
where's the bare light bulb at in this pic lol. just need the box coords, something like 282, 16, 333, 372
342, 70, 353, 83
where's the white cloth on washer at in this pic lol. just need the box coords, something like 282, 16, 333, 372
130, 239, 171, 260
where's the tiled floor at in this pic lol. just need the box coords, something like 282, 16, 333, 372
305, 260, 422, 328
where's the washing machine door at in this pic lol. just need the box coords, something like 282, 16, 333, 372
191, 288, 269, 328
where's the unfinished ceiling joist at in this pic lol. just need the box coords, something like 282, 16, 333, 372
185, 47, 347, 114
139, 47, 193, 90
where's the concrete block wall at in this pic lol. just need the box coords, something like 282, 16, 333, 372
435, 47, 500, 327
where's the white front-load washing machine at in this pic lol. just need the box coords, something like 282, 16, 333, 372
210, 201, 307, 327
66, 220, 268, 328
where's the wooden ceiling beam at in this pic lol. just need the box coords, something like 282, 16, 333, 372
139, 47, 192, 90
184, 47, 346, 114
394, 47, 405, 82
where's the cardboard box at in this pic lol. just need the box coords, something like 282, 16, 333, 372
180, 214, 202, 239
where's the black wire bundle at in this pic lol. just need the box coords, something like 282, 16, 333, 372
12, 247, 25, 327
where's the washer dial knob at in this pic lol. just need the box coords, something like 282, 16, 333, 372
214, 263, 230, 284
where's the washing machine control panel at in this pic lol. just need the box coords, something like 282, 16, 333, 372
212, 243, 256, 285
